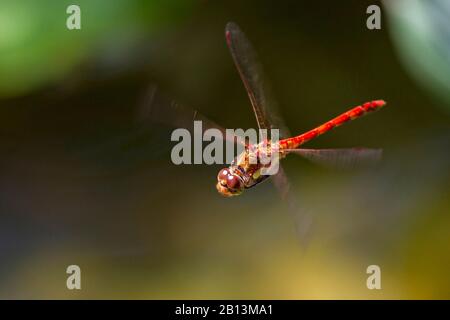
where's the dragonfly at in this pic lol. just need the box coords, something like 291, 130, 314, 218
217, 22, 386, 197
142, 22, 387, 199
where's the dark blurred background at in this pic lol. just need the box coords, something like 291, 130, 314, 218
0, 0, 449, 298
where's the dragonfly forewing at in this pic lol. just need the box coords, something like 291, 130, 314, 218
137, 84, 244, 146
225, 22, 314, 240
225, 22, 291, 138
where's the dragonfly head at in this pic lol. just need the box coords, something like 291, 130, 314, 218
216, 168, 244, 197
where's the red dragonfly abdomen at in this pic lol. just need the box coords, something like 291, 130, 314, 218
279, 100, 386, 150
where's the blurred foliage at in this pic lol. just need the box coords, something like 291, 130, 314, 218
0, 0, 196, 97
384, 0, 450, 113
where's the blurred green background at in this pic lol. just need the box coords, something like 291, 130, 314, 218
0, 0, 448, 299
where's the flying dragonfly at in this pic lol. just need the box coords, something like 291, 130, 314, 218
217, 22, 386, 196
142, 22, 387, 199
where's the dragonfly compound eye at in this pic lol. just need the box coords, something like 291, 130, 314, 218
226, 174, 243, 190
217, 168, 229, 181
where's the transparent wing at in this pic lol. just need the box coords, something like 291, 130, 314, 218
137, 84, 244, 146
272, 165, 314, 247
226, 23, 307, 231
225, 22, 291, 138
286, 148, 383, 169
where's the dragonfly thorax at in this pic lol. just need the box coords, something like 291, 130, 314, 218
216, 141, 282, 197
